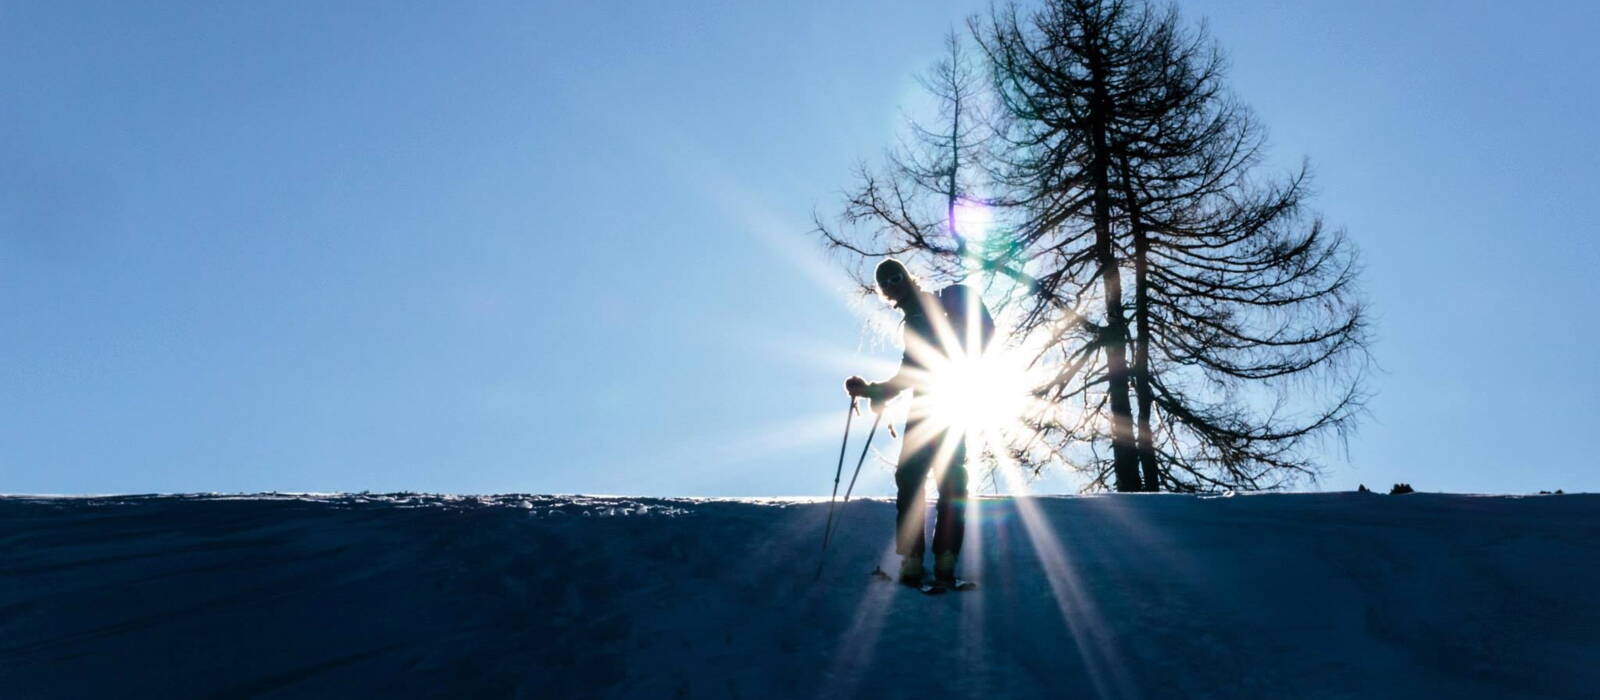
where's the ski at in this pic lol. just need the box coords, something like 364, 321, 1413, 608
869, 567, 976, 593
919, 579, 978, 595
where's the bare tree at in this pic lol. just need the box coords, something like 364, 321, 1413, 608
815, 0, 1370, 493
975, 0, 1161, 490
814, 30, 996, 292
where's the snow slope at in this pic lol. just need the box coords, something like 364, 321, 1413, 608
1, 492, 1596, 698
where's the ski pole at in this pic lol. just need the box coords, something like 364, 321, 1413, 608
838, 409, 882, 511
818, 398, 859, 555
815, 407, 883, 581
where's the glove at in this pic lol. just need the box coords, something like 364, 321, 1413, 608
844, 376, 869, 398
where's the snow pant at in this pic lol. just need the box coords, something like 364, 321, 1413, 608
894, 422, 967, 557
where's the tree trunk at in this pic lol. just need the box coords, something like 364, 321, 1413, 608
1120, 156, 1161, 492
1087, 34, 1142, 493
1132, 223, 1159, 491
948, 96, 960, 245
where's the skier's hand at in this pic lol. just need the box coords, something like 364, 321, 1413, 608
844, 376, 869, 398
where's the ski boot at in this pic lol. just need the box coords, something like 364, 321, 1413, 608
934, 552, 958, 586
927, 552, 976, 592
898, 552, 925, 586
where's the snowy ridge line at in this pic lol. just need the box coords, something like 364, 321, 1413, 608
0, 492, 703, 517
0, 491, 907, 520
0, 490, 1585, 522
4, 488, 1586, 499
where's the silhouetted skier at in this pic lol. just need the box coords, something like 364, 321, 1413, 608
846, 259, 994, 587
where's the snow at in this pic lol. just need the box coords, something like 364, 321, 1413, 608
1, 492, 1596, 698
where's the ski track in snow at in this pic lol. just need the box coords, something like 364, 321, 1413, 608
1, 492, 1597, 698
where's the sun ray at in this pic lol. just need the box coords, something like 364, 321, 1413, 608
751, 333, 903, 379
994, 454, 1137, 700
818, 535, 902, 699
958, 491, 989, 685
628, 411, 855, 487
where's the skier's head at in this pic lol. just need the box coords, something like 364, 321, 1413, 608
874, 258, 920, 306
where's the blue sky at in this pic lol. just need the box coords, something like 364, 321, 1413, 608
2, 1, 1596, 496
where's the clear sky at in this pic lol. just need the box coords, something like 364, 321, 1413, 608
3, 1, 1596, 496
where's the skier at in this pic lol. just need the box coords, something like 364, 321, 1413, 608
845, 259, 994, 587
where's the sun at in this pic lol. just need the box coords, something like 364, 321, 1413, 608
904, 339, 1040, 455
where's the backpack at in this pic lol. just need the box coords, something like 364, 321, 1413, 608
933, 284, 996, 355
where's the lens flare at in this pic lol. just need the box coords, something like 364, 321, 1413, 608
952, 198, 993, 241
